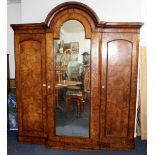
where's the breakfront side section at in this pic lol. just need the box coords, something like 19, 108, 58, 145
11, 25, 47, 143
100, 27, 141, 149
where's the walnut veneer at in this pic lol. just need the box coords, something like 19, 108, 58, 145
11, 1, 143, 150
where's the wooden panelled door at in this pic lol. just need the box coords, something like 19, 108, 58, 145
15, 34, 47, 141
100, 33, 139, 149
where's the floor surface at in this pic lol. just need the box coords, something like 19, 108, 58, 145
7, 130, 147, 155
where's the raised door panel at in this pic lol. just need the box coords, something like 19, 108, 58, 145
20, 40, 43, 132
106, 39, 132, 137
100, 33, 137, 148
15, 34, 46, 138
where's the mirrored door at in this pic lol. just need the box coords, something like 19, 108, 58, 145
54, 20, 91, 137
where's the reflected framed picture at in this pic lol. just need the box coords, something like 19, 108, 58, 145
71, 42, 79, 53
63, 43, 71, 51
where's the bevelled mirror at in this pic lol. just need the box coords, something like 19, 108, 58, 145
54, 20, 91, 137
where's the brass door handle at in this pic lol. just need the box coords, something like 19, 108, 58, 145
102, 86, 105, 89
47, 83, 53, 94
43, 84, 46, 87
47, 83, 53, 89
47, 85, 51, 89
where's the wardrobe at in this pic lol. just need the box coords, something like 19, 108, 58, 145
11, 2, 143, 150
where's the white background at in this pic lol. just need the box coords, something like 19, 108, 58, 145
7, 2, 21, 78
21, 0, 142, 23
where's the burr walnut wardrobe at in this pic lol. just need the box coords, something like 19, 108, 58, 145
11, 2, 143, 150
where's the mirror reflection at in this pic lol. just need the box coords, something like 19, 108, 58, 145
54, 20, 90, 137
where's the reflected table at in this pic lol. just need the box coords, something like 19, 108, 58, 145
55, 80, 82, 111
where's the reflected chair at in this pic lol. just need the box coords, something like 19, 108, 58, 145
65, 56, 86, 117
66, 90, 85, 117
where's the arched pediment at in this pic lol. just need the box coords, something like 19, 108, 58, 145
45, 2, 105, 27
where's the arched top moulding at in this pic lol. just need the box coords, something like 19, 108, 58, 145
11, 1, 143, 31
45, 1, 104, 29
